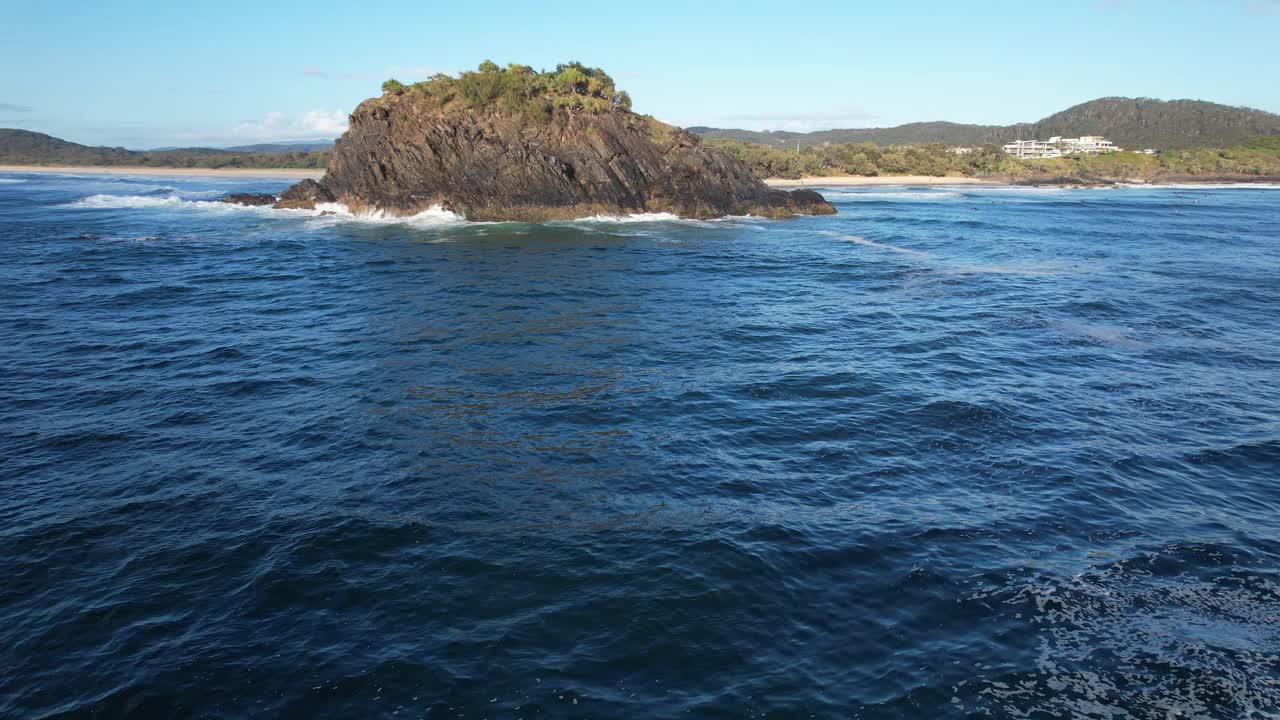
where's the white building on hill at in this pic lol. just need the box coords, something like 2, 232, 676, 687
1002, 135, 1120, 159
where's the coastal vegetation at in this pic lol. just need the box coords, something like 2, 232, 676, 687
710, 136, 1280, 182
1027, 137, 1280, 180
693, 97, 1280, 151
4, 125, 1279, 184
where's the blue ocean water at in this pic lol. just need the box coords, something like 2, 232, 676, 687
2, 172, 1279, 719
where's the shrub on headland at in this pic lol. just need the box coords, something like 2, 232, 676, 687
378, 60, 633, 118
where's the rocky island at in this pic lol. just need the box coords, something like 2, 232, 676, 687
226, 62, 834, 221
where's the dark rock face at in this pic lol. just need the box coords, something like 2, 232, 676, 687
220, 192, 277, 207
276, 97, 834, 221
274, 179, 334, 209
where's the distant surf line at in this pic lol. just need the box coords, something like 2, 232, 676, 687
822, 231, 1076, 277
821, 231, 934, 257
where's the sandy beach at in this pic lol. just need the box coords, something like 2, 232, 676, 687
0, 166, 994, 186
3, 165, 1273, 189
0, 165, 324, 179
765, 175, 999, 187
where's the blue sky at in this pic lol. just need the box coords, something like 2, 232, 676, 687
2, 0, 1277, 148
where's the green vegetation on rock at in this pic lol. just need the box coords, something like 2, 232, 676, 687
378, 61, 633, 118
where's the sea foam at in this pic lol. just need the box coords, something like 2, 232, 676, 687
817, 190, 964, 201
567, 212, 684, 223
64, 194, 470, 227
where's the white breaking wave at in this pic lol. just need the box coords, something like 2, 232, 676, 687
567, 212, 684, 223
560, 212, 772, 227
1122, 182, 1280, 191
62, 193, 795, 227
0, 178, 24, 184
68, 193, 191, 209
961, 185, 1071, 193
63, 194, 470, 227
819, 190, 964, 201
308, 202, 470, 228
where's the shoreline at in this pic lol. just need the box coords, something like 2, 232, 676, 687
1, 165, 1276, 189
0, 164, 324, 179
766, 174, 1280, 188
765, 175, 1000, 187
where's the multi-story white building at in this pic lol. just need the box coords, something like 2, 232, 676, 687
1002, 139, 1063, 159
1002, 135, 1121, 159
1069, 136, 1118, 153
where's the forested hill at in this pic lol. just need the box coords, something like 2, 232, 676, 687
0, 129, 137, 164
0, 129, 328, 169
691, 98, 1280, 150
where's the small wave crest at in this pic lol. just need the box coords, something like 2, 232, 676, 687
567, 212, 684, 223
67, 193, 190, 209
61, 193, 779, 228
309, 202, 469, 228
1125, 183, 1280, 191
553, 212, 769, 229
63, 194, 470, 227
821, 190, 964, 201
938, 260, 1072, 277
822, 231, 932, 257
0, 178, 24, 184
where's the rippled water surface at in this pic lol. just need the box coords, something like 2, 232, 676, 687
3, 173, 1279, 718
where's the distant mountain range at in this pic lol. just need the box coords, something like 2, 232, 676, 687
0, 129, 328, 170
690, 98, 1280, 150
221, 140, 334, 153
144, 140, 334, 152
3, 97, 1279, 169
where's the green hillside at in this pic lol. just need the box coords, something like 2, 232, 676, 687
711, 135, 1280, 182
692, 97, 1280, 151
0, 129, 327, 169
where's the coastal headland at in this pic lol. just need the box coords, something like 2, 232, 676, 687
221, 63, 836, 220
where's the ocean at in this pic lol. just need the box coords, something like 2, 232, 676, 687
2, 172, 1278, 718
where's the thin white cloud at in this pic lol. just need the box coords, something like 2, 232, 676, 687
714, 110, 879, 132
302, 67, 328, 78
385, 66, 450, 81
0, 102, 34, 113
233, 110, 348, 140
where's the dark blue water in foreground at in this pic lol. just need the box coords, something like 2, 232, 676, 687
2, 172, 1279, 719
